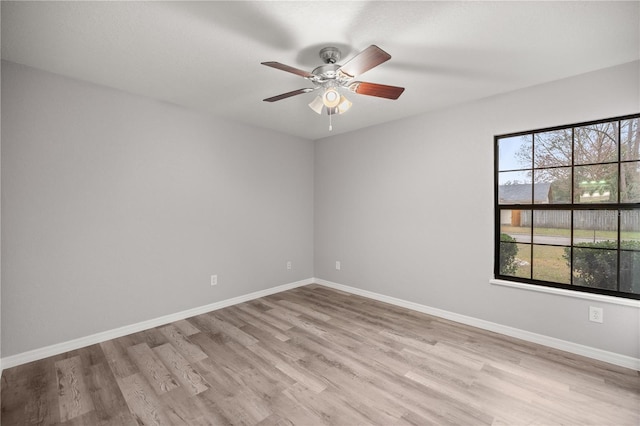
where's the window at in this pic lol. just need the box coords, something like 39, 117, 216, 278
495, 114, 640, 300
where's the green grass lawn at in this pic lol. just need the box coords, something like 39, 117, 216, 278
504, 243, 571, 283
531, 245, 571, 283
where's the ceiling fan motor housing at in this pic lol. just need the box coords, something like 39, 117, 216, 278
311, 64, 341, 81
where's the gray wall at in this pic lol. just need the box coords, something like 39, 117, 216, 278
1, 61, 314, 357
3, 58, 639, 361
315, 60, 640, 358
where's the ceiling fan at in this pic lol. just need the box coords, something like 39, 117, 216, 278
262, 45, 405, 124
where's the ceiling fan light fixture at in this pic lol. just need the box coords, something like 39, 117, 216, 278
337, 95, 352, 114
308, 95, 324, 114
322, 88, 340, 108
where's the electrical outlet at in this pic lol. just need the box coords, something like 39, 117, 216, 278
589, 306, 603, 323
287, 261, 292, 270
335, 261, 341, 270
211, 275, 218, 286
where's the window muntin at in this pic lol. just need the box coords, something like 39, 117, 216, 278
495, 114, 640, 300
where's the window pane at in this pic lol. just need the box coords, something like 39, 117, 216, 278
621, 210, 640, 250
533, 210, 570, 245
574, 164, 617, 203
572, 246, 617, 291
533, 167, 571, 204
532, 245, 570, 284
574, 121, 618, 165
620, 161, 640, 203
514, 243, 531, 278
620, 250, 640, 294
573, 210, 618, 244
498, 135, 531, 171
498, 171, 532, 204
500, 209, 531, 241
499, 242, 531, 278
621, 118, 639, 161
534, 129, 572, 167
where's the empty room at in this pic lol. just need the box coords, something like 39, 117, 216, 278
1, 1, 639, 425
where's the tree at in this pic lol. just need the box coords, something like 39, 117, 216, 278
515, 120, 640, 203
499, 234, 519, 275
564, 240, 640, 294
621, 118, 640, 202
564, 241, 617, 291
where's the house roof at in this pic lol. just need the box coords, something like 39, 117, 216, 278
498, 183, 552, 204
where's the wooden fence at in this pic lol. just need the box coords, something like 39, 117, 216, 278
519, 210, 640, 231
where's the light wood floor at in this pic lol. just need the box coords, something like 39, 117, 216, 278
2, 284, 639, 425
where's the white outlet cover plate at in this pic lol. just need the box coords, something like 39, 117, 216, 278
589, 306, 603, 323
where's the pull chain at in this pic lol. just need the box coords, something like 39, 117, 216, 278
329, 109, 333, 131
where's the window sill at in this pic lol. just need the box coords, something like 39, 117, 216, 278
490, 278, 640, 308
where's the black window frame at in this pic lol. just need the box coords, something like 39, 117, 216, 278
494, 113, 640, 300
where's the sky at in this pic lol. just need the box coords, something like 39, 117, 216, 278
498, 135, 531, 184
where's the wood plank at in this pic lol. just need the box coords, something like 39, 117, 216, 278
236, 303, 293, 331
100, 339, 138, 379
303, 354, 406, 424
117, 373, 172, 425
1, 358, 60, 425
158, 386, 218, 425
281, 382, 371, 425
200, 313, 259, 346
173, 319, 202, 336
225, 305, 291, 342
214, 338, 296, 390
193, 357, 242, 399
60, 410, 101, 426
153, 343, 209, 396
238, 323, 307, 362
85, 361, 138, 425
266, 308, 328, 338
67, 343, 108, 368
260, 388, 326, 425
159, 324, 208, 363
246, 344, 327, 394
127, 343, 180, 394
55, 356, 95, 422
276, 299, 332, 322
188, 332, 255, 377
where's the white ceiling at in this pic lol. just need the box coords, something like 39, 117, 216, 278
2, 1, 639, 140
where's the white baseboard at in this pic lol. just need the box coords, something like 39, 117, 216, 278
314, 278, 640, 371
1, 278, 313, 371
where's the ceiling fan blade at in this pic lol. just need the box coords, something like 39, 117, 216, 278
349, 82, 405, 100
338, 45, 391, 78
261, 61, 314, 78
263, 88, 314, 102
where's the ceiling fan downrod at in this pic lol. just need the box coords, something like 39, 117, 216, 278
319, 47, 341, 64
